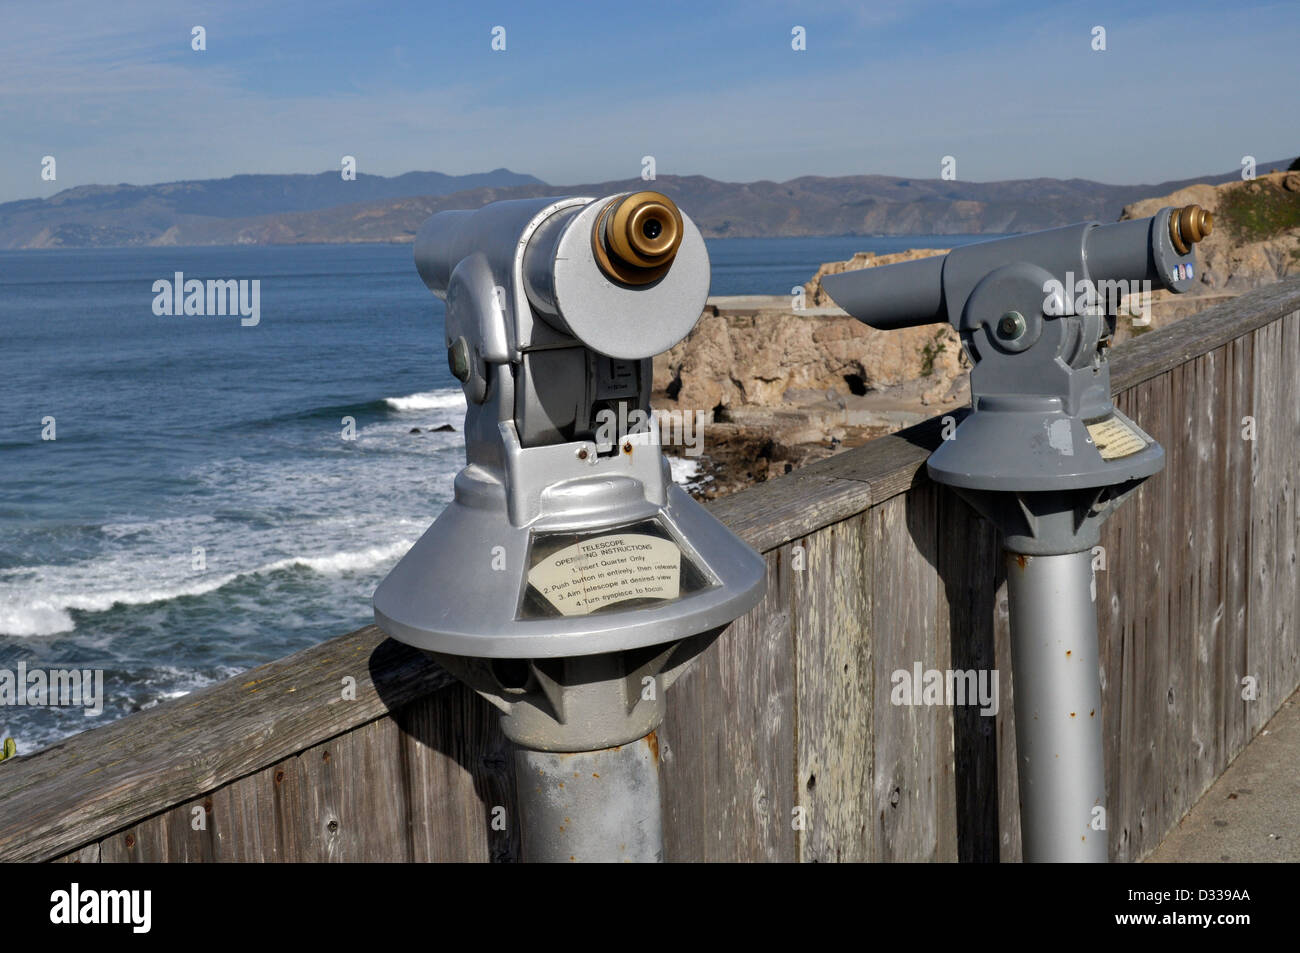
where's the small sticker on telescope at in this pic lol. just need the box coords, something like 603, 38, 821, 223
1085, 415, 1146, 460
527, 533, 681, 616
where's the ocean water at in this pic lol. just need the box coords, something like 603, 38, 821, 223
0, 233, 994, 752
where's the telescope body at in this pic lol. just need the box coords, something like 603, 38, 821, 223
822, 208, 1202, 331
376, 190, 764, 679
821, 206, 1211, 506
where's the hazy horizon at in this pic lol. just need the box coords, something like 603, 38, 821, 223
2, 0, 1296, 204
9, 156, 1298, 209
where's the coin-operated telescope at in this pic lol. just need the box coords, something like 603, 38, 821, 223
822, 205, 1213, 862
374, 191, 765, 862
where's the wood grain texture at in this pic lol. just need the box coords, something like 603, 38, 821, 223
790, 516, 874, 862
0, 625, 453, 861
1130, 374, 1172, 860
1183, 351, 1223, 811
869, 491, 941, 861
1248, 318, 1284, 732
394, 683, 519, 863
1281, 316, 1300, 714
1221, 333, 1255, 770
935, 485, 1002, 862
660, 549, 797, 861
993, 571, 1021, 861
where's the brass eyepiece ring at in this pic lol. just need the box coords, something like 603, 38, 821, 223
1169, 204, 1214, 255
592, 191, 684, 285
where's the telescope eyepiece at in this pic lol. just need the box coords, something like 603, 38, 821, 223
1169, 204, 1213, 255
592, 191, 684, 285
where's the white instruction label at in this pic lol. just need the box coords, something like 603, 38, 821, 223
1086, 415, 1146, 460
528, 533, 682, 616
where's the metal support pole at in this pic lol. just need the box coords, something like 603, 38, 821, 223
515, 734, 663, 862
1005, 550, 1107, 862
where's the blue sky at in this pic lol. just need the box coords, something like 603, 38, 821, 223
2, 0, 1296, 202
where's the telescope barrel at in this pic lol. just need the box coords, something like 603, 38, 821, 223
1082, 216, 1164, 286
1085, 206, 1211, 284
413, 192, 709, 361
414, 209, 476, 298
523, 191, 686, 316
819, 253, 947, 329
417, 191, 691, 305
820, 205, 1212, 330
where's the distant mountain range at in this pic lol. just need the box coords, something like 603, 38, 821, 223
0, 168, 543, 249
2, 161, 1292, 248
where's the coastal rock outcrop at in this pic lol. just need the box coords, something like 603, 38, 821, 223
1110, 171, 1300, 334
1120, 171, 1300, 293
652, 301, 964, 418
802, 246, 950, 308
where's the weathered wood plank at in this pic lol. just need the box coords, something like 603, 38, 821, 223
395, 682, 519, 863
1274, 314, 1300, 711
1181, 351, 1220, 816
1094, 505, 1123, 861
208, 764, 273, 861
791, 516, 874, 862
934, 485, 1002, 862
924, 486, 959, 864
0, 626, 453, 862
1139, 373, 1173, 858
660, 549, 796, 861
869, 491, 940, 861
1222, 332, 1254, 766
294, 734, 353, 861
52, 843, 99, 863
1247, 318, 1283, 735
993, 570, 1020, 861
1098, 444, 1141, 862
706, 471, 874, 555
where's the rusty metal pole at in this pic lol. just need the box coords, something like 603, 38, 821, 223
1005, 550, 1107, 862
515, 736, 663, 862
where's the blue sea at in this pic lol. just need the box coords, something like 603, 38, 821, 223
0, 233, 994, 752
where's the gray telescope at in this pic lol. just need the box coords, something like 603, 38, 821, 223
374, 191, 765, 862
822, 204, 1213, 862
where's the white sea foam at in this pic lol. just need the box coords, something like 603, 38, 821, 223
384, 389, 466, 412
668, 456, 701, 485
258, 539, 413, 576
2, 386, 460, 639
0, 538, 415, 637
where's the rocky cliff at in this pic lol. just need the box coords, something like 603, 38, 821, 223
1125, 170, 1300, 287
801, 246, 950, 308
652, 252, 970, 495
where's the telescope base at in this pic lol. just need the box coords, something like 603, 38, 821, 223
430, 633, 717, 861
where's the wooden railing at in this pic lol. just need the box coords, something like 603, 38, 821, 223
3, 278, 1299, 863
